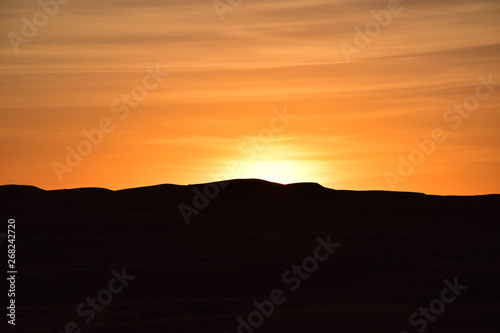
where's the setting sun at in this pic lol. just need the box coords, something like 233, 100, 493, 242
239, 160, 314, 185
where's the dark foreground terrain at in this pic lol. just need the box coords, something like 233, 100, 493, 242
1, 179, 499, 333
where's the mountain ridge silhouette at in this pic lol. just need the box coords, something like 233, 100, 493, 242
3, 178, 498, 197
1, 179, 499, 332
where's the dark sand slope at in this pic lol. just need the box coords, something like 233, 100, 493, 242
1, 179, 499, 332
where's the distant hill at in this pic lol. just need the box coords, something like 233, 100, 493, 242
1, 179, 499, 333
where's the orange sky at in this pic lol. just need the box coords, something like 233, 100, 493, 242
1, 0, 499, 195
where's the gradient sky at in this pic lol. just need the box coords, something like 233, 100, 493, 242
1, 0, 499, 195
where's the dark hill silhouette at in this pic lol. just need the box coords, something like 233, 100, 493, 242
0, 179, 499, 333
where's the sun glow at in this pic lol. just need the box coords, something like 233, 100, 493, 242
238, 160, 315, 184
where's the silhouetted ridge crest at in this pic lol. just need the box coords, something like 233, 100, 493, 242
116, 184, 189, 198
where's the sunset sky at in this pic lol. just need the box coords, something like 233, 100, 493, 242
1, 0, 499, 195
